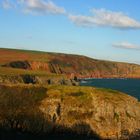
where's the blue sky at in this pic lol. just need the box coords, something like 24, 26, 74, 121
0, 0, 140, 64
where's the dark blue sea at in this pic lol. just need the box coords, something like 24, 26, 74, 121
80, 79, 140, 100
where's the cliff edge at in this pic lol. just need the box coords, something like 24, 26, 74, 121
0, 48, 140, 79
0, 84, 140, 139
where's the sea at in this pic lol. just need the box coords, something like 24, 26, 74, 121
80, 78, 140, 100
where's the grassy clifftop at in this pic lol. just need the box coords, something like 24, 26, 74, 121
1, 48, 140, 139
0, 48, 140, 78
0, 84, 140, 139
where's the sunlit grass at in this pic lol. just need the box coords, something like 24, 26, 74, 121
0, 67, 64, 78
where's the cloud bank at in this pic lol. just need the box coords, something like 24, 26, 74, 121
1, 0, 140, 30
69, 9, 140, 29
2, 0, 14, 9
2, 0, 66, 15
112, 42, 140, 50
19, 0, 66, 14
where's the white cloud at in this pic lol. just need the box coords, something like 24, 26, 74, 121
2, 0, 13, 9
1, 0, 66, 15
69, 9, 140, 29
18, 0, 66, 15
112, 42, 140, 50
2, 1, 140, 30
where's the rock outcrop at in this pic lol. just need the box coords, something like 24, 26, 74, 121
2, 60, 31, 69
0, 75, 38, 84
0, 48, 140, 139
0, 84, 140, 139
39, 87, 140, 139
1, 48, 140, 79
0, 75, 79, 86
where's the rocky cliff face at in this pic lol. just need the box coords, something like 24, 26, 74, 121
0, 48, 140, 139
39, 86, 140, 139
0, 84, 140, 140
1, 48, 140, 79
2, 60, 31, 69
2, 59, 140, 79
0, 75, 79, 86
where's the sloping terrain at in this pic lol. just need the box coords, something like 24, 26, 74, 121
0, 84, 140, 139
0, 48, 140, 139
0, 48, 140, 79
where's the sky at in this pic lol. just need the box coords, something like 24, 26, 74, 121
0, 0, 140, 64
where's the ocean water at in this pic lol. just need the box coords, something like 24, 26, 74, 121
80, 79, 140, 100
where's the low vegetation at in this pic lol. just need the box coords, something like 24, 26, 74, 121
0, 48, 140, 139
0, 84, 140, 139
0, 48, 140, 78
0, 67, 63, 77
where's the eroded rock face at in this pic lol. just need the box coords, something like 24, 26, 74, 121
21, 75, 37, 84
2, 58, 140, 79
2, 61, 31, 69
0, 75, 79, 86
30, 61, 51, 71
0, 75, 39, 84
39, 88, 140, 139
0, 84, 140, 139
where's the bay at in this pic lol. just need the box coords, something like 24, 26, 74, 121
80, 79, 140, 100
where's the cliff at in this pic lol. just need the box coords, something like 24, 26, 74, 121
0, 48, 140, 79
0, 84, 140, 139
0, 74, 79, 86
0, 48, 140, 139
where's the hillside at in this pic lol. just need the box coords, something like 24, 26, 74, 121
0, 48, 140, 139
0, 84, 140, 139
0, 48, 140, 79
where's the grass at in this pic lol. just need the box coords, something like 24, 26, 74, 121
0, 84, 47, 101
0, 84, 125, 113
0, 83, 137, 135
0, 48, 140, 79
0, 67, 65, 78
0, 83, 131, 106
0, 48, 51, 64
0, 84, 50, 133
45, 85, 130, 108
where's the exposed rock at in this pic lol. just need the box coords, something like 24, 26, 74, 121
2, 60, 31, 69
39, 87, 140, 140
0, 75, 39, 84
0, 75, 79, 86
30, 61, 50, 71
1, 48, 140, 79
49, 63, 63, 74
0, 85, 140, 139
21, 75, 38, 84
71, 79, 79, 86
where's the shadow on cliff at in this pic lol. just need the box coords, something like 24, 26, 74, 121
0, 122, 100, 140
0, 84, 99, 140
